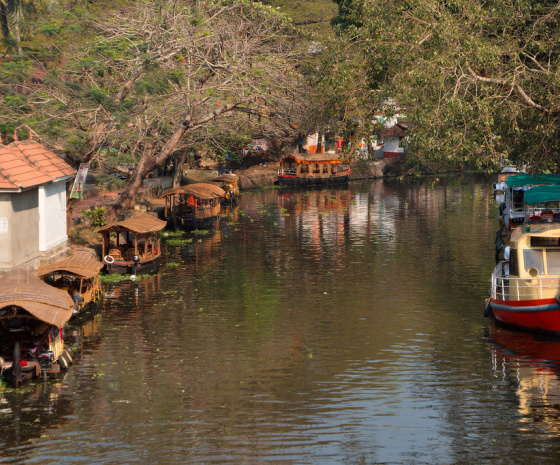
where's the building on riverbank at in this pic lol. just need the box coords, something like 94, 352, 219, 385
0, 137, 75, 273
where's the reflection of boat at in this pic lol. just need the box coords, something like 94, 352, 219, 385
487, 191, 560, 333
0, 268, 74, 387
37, 249, 103, 314
211, 173, 239, 202
97, 213, 166, 274
277, 153, 351, 185
489, 326, 560, 435
160, 183, 224, 230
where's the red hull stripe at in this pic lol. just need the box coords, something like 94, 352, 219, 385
490, 298, 559, 313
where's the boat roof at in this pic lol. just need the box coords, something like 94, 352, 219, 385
0, 268, 74, 327
523, 185, 560, 205
510, 223, 560, 246
505, 173, 560, 188
280, 153, 341, 164
36, 249, 103, 279
212, 174, 238, 183
160, 183, 225, 200
97, 212, 167, 234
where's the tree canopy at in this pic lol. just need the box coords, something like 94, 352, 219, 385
328, 0, 560, 170
0, 0, 309, 217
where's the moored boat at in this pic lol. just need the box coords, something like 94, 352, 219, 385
37, 249, 103, 314
487, 186, 560, 334
97, 213, 166, 274
160, 183, 225, 230
277, 153, 351, 185
211, 173, 239, 202
0, 268, 74, 387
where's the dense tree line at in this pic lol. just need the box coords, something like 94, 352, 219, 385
0, 0, 310, 218
327, 0, 560, 170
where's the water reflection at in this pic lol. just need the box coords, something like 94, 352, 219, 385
6, 176, 560, 463
489, 325, 560, 436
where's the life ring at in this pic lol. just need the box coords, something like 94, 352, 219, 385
61, 349, 73, 366
104, 255, 114, 264
556, 291, 560, 307
58, 354, 69, 370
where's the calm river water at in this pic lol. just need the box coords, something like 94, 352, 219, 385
3, 176, 560, 464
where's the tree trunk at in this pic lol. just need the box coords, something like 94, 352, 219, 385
173, 153, 186, 187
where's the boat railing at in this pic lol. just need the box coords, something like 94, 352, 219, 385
278, 168, 297, 176
491, 262, 560, 300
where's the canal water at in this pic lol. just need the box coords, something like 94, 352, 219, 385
3, 176, 560, 463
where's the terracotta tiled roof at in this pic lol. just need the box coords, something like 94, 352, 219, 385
9, 139, 75, 179
379, 124, 407, 138
0, 139, 75, 191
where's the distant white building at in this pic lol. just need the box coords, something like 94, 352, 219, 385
0, 137, 75, 272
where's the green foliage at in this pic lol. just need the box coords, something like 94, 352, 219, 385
326, 0, 560, 170
80, 206, 106, 228
99, 273, 151, 284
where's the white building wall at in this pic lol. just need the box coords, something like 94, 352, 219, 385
38, 181, 68, 251
383, 136, 404, 154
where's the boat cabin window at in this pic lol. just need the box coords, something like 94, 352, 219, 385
530, 237, 560, 247
547, 249, 560, 275
523, 249, 544, 275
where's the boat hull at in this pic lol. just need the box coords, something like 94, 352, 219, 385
106, 256, 160, 275
490, 297, 560, 335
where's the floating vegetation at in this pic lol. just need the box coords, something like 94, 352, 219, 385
258, 209, 268, 214
99, 273, 151, 284
161, 229, 186, 238
165, 262, 180, 268
192, 229, 210, 235
227, 221, 237, 226
166, 237, 194, 246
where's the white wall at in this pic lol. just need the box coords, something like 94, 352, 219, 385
383, 136, 404, 154
38, 181, 67, 251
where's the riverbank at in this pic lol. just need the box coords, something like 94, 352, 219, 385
68, 159, 394, 250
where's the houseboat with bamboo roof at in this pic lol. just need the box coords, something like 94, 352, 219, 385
211, 173, 239, 202
277, 153, 351, 185
160, 182, 225, 230
487, 185, 560, 334
0, 268, 75, 387
37, 249, 103, 314
97, 212, 166, 274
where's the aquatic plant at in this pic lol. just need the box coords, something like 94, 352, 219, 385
166, 237, 194, 246
192, 229, 210, 235
161, 229, 186, 238
99, 273, 151, 284
165, 262, 180, 268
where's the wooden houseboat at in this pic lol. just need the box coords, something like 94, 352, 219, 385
277, 153, 351, 185
97, 213, 166, 274
160, 183, 225, 230
487, 185, 560, 334
211, 173, 240, 202
0, 268, 74, 387
37, 249, 103, 314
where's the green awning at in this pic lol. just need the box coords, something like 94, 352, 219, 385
505, 173, 560, 187
524, 185, 560, 205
